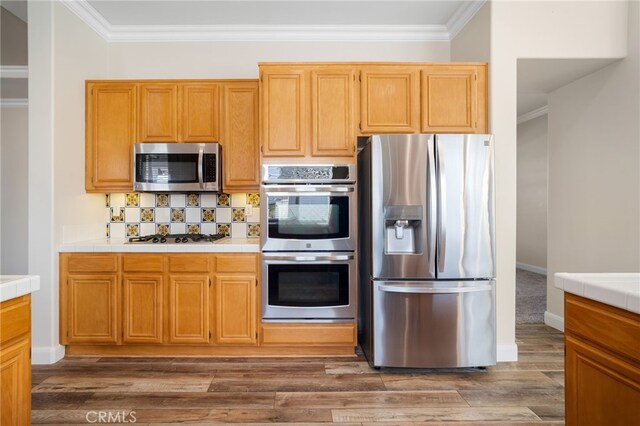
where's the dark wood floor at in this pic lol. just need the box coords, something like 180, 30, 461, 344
32, 324, 565, 425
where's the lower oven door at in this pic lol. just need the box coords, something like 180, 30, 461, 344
262, 252, 356, 321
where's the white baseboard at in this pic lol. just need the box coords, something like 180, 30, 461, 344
516, 262, 547, 276
32, 344, 65, 365
544, 311, 565, 332
497, 344, 518, 362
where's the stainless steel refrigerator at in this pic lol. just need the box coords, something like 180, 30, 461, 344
358, 134, 496, 368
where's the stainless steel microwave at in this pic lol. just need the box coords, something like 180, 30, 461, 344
133, 143, 220, 192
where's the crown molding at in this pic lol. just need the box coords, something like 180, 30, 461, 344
0, 66, 28, 79
60, 0, 454, 42
517, 105, 549, 124
447, 0, 487, 40
0, 98, 29, 108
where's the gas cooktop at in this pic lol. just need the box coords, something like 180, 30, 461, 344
127, 233, 227, 244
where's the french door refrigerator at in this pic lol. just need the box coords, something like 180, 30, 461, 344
358, 134, 496, 368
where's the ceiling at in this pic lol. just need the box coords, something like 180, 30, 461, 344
60, 0, 485, 42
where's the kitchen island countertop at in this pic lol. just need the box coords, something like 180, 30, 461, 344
58, 238, 260, 253
0, 275, 41, 303
555, 272, 640, 314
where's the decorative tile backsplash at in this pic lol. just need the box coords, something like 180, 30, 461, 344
106, 192, 261, 239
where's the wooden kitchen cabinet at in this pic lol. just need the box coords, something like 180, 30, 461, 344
122, 275, 163, 343
65, 275, 119, 344
222, 82, 260, 190
260, 67, 307, 157
214, 275, 257, 345
182, 83, 220, 142
139, 83, 180, 142
0, 295, 31, 426
85, 83, 137, 192
564, 293, 640, 425
359, 65, 421, 134
421, 64, 487, 133
86, 79, 260, 193
311, 67, 356, 156
169, 275, 210, 344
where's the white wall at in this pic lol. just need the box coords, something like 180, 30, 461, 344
516, 114, 547, 271
547, 0, 640, 321
1, 107, 29, 274
452, 0, 628, 359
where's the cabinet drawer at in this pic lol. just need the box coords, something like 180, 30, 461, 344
68, 254, 118, 273
261, 323, 355, 346
0, 296, 30, 345
565, 293, 640, 362
169, 255, 210, 272
215, 255, 257, 273
123, 255, 164, 272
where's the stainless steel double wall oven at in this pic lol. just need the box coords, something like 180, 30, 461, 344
261, 165, 357, 322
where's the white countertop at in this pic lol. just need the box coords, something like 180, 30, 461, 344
0, 275, 40, 303
555, 273, 640, 314
58, 238, 260, 253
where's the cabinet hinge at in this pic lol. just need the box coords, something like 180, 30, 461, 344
359, 72, 362, 82
260, 73, 263, 82
255, 331, 258, 339
359, 122, 362, 131
209, 277, 211, 288
475, 74, 477, 80
66, 331, 69, 337
260, 145, 264, 154
209, 331, 212, 339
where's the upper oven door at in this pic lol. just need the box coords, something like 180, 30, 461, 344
261, 185, 356, 251
134, 143, 219, 192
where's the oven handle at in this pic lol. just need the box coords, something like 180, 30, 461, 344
197, 148, 204, 189
262, 186, 354, 193
262, 253, 354, 262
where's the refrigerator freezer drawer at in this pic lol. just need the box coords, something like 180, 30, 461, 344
372, 280, 496, 368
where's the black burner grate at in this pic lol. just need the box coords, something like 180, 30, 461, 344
128, 233, 226, 244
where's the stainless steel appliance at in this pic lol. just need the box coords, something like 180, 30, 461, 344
261, 252, 356, 321
134, 143, 220, 192
358, 134, 496, 368
261, 164, 356, 252
261, 164, 357, 322
127, 233, 226, 244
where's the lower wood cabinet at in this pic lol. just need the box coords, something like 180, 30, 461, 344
59, 252, 356, 355
122, 275, 163, 343
564, 293, 640, 425
169, 274, 210, 344
0, 295, 31, 426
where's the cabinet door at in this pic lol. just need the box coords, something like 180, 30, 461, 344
214, 275, 257, 345
222, 83, 260, 190
66, 275, 119, 343
0, 338, 30, 426
139, 83, 179, 142
169, 275, 210, 343
421, 65, 483, 133
311, 67, 356, 157
182, 83, 220, 142
566, 334, 640, 426
122, 275, 163, 343
359, 66, 420, 133
260, 68, 307, 157
85, 83, 137, 192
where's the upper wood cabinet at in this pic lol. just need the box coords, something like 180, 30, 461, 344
259, 64, 357, 159
86, 79, 260, 193
222, 82, 260, 190
311, 68, 356, 157
139, 83, 179, 142
421, 65, 487, 134
182, 83, 220, 142
359, 65, 421, 134
260, 68, 307, 157
85, 83, 137, 192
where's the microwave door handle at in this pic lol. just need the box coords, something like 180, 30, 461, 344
197, 148, 204, 189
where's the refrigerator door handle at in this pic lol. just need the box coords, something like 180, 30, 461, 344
377, 282, 493, 294
436, 143, 447, 273
427, 138, 437, 274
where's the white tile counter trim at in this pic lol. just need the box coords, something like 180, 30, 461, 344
0, 275, 41, 303
58, 238, 260, 253
555, 273, 640, 315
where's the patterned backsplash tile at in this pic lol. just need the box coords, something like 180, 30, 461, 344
106, 192, 260, 239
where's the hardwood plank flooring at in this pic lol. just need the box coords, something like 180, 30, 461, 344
32, 324, 565, 424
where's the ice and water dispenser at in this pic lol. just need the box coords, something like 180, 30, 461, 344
383, 205, 423, 254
